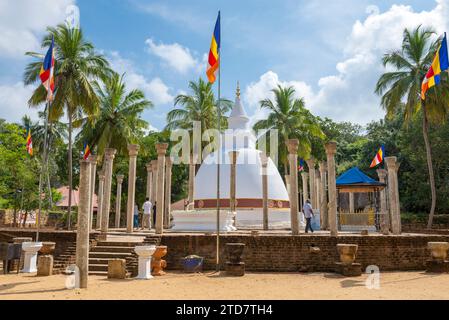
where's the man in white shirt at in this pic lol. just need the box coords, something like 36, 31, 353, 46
303, 200, 314, 233
142, 197, 153, 230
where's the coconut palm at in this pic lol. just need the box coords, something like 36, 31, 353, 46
23, 24, 111, 229
253, 85, 325, 173
375, 26, 449, 228
166, 78, 232, 134
75, 72, 153, 156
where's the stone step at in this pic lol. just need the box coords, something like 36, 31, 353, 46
88, 270, 132, 277
89, 257, 131, 265
96, 241, 141, 248
89, 264, 109, 271
91, 246, 135, 253
89, 252, 134, 259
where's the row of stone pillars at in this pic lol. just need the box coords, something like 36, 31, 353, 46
292, 141, 401, 236
81, 143, 174, 239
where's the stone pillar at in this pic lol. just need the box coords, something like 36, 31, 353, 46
164, 156, 173, 229
325, 142, 338, 236
96, 170, 105, 230
151, 160, 158, 205
285, 175, 291, 199
146, 163, 153, 200
88, 155, 98, 232
156, 143, 168, 234
385, 157, 401, 235
349, 193, 355, 213
319, 162, 328, 230
126, 144, 140, 233
260, 153, 269, 230
229, 151, 239, 213
287, 139, 300, 235
76, 160, 91, 288
115, 175, 124, 229
315, 170, 321, 211
101, 148, 117, 236
301, 172, 309, 207
306, 159, 316, 208
377, 169, 390, 234
187, 154, 195, 210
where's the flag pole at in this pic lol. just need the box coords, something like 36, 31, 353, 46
36, 99, 50, 242
216, 10, 221, 273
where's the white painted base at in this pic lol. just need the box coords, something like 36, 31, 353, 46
172, 210, 237, 232
21, 242, 42, 273
134, 245, 156, 280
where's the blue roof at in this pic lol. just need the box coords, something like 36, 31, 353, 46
336, 167, 383, 186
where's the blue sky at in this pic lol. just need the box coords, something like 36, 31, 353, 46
0, 0, 447, 130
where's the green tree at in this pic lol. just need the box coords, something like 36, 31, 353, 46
166, 78, 232, 137
76, 72, 153, 157
253, 85, 325, 173
23, 24, 111, 228
375, 26, 449, 228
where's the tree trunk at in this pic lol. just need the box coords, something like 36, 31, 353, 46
22, 211, 28, 228
67, 108, 73, 230
12, 208, 17, 228
422, 104, 437, 229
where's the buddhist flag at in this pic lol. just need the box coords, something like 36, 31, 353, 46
83, 142, 91, 160
39, 37, 56, 101
298, 159, 305, 172
421, 33, 449, 100
206, 11, 220, 84
370, 145, 385, 168
26, 127, 33, 156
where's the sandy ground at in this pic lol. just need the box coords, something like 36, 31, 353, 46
1, 271, 449, 300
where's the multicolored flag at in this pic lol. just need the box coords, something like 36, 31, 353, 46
298, 159, 305, 172
26, 127, 33, 156
370, 145, 385, 168
421, 33, 449, 100
206, 11, 221, 84
83, 142, 91, 160
39, 37, 56, 101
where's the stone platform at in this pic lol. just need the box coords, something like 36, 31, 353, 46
3, 228, 449, 274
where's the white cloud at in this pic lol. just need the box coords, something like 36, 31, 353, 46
0, 0, 75, 59
108, 51, 174, 105
0, 82, 40, 123
245, 0, 449, 125
145, 38, 199, 74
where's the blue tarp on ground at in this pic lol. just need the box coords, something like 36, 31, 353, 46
336, 167, 383, 186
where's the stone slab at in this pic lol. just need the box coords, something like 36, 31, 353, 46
335, 262, 362, 277
37, 255, 53, 277
108, 258, 127, 279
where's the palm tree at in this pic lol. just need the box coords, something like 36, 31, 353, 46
375, 26, 449, 228
253, 85, 325, 173
76, 72, 153, 156
166, 78, 232, 135
23, 24, 111, 229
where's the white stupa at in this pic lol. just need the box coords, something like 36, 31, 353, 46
192, 83, 291, 229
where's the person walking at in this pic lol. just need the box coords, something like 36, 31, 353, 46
134, 203, 140, 230
142, 197, 153, 230
303, 199, 314, 233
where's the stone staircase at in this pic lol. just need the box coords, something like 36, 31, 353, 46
88, 240, 140, 277
53, 243, 77, 274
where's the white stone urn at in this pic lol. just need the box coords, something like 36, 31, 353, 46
428, 242, 449, 262
21, 242, 43, 273
134, 245, 156, 280
337, 244, 358, 265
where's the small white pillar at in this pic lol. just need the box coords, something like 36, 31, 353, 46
134, 245, 156, 280
21, 242, 43, 273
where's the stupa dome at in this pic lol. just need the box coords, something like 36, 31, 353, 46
193, 83, 291, 228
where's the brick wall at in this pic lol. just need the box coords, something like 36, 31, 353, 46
156, 234, 449, 272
